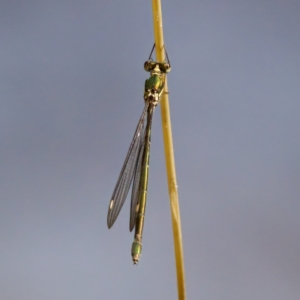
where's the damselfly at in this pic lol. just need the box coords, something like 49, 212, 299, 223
107, 44, 171, 264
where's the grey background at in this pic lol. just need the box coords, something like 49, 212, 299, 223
1, 1, 300, 299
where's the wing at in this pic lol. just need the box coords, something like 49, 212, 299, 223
129, 133, 145, 232
107, 103, 149, 229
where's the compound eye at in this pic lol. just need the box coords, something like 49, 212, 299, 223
144, 61, 155, 72
159, 63, 171, 73
165, 63, 171, 73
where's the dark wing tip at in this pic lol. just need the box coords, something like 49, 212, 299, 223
129, 220, 135, 232
107, 199, 115, 229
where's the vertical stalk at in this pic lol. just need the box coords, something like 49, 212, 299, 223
151, 1, 186, 299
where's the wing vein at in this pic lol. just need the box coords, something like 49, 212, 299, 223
107, 103, 149, 228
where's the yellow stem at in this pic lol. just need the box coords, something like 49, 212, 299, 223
151, 1, 186, 299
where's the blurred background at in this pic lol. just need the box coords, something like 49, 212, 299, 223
1, 1, 299, 299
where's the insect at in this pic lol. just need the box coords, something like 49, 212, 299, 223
107, 44, 171, 264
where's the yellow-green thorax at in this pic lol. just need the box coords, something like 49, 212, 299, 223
143, 60, 171, 106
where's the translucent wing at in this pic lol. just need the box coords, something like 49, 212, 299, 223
129, 134, 145, 232
107, 103, 149, 229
